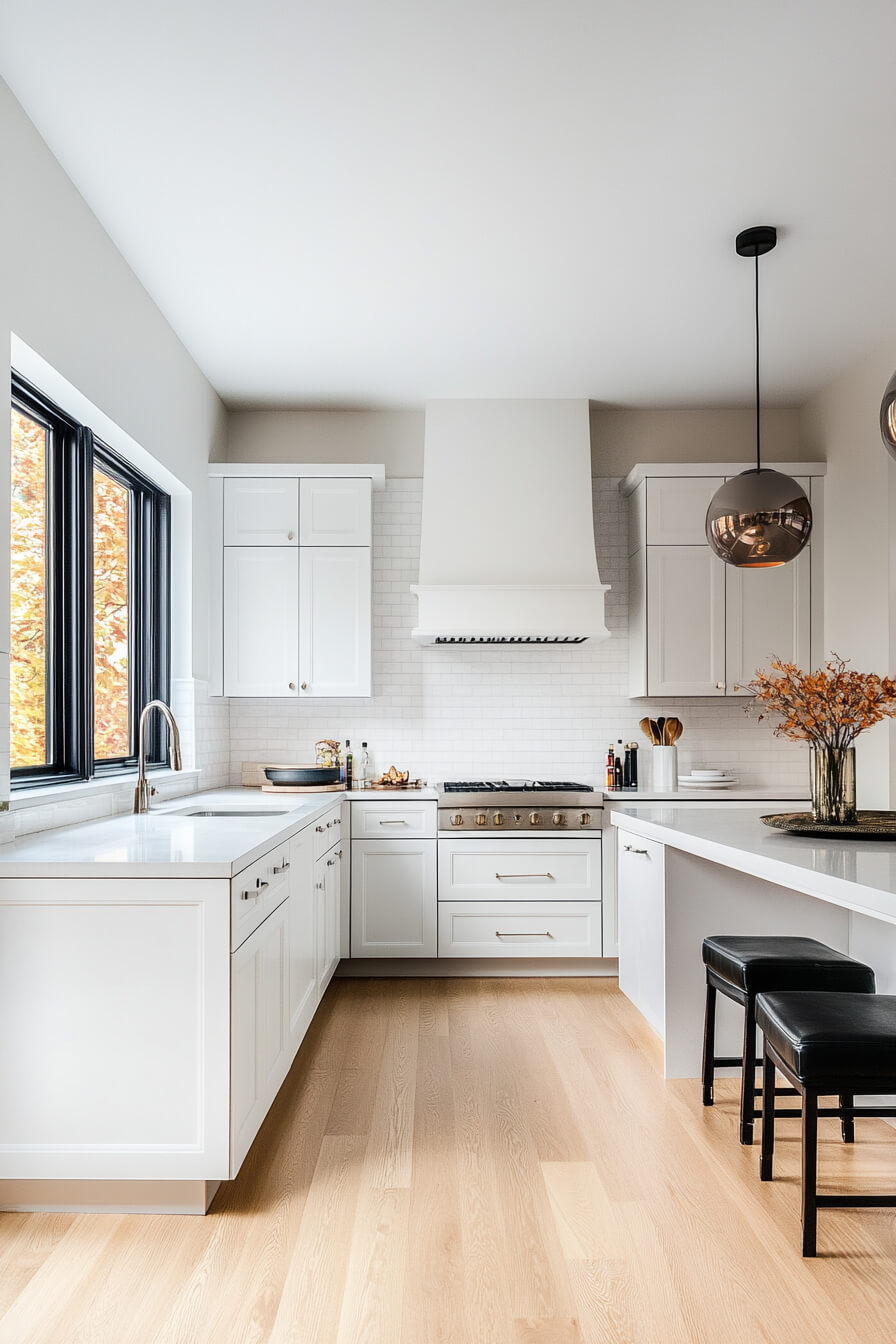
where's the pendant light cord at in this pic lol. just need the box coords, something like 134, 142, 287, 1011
754, 249, 761, 473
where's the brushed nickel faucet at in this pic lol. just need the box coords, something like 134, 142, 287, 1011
134, 700, 183, 813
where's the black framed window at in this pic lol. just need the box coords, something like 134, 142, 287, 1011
10, 372, 170, 788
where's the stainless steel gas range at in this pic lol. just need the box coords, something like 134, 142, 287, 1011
437, 780, 602, 833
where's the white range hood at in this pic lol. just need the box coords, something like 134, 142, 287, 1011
411, 399, 610, 644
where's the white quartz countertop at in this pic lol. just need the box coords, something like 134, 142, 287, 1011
610, 803, 896, 925
0, 789, 345, 878
603, 789, 810, 801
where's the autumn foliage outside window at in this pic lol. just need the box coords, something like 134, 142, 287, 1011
10, 374, 170, 785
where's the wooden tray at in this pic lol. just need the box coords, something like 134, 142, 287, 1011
761, 810, 896, 839
366, 779, 424, 790
261, 782, 344, 795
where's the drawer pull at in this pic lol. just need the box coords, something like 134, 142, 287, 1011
379, 819, 408, 825
239, 890, 256, 902
496, 930, 554, 939
315, 826, 325, 833
273, 861, 290, 874
623, 845, 649, 855
256, 878, 269, 890
495, 871, 554, 880
327, 857, 336, 866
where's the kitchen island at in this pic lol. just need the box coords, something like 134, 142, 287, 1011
611, 804, 896, 1078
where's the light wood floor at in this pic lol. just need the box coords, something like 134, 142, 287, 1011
3, 978, 896, 1343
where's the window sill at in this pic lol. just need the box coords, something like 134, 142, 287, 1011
9, 769, 202, 811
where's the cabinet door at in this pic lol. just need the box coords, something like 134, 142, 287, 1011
224, 547, 299, 697
646, 477, 723, 546
300, 478, 371, 546
224, 478, 299, 546
229, 901, 289, 1175
646, 546, 726, 696
726, 545, 811, 695
323, 847, 342, 988
616, 832, 665, 1037
299, 547, 371, 697
351, 839, 437, 958
287, 827, 317, 1051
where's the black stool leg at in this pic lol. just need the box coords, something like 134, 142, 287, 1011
840, 1093, 855, 1144
740, 1000, 757, 1145
702, 979, 716, 1107
760, 1050, 775, 1181
802, 1090, 819, 1257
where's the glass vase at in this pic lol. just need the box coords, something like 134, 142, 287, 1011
810, 747, 857, 825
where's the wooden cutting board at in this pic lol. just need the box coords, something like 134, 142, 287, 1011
260, 782, 344, 794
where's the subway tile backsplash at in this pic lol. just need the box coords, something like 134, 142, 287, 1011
227, 478, 809, 790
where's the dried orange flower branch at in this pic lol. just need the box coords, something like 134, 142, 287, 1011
744, 655, 896, 750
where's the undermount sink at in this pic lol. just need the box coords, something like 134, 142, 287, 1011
170, 808, 291, 818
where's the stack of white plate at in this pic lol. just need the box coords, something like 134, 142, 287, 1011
678, 769, 736, 789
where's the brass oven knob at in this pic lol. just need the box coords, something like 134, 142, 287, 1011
475, 812, 487, 826
580, 812, 592, 826
451, 814, 464, 827
493, 811, 505, 826
529, 811, 542, 825
552, 812, 567, 827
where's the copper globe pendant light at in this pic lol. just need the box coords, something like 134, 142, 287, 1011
705, 226, 812, 567
879, 369, 896, 458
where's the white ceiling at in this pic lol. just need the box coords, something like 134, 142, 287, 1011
3, 0, 896, 408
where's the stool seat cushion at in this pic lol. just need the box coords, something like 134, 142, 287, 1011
756, 991, 896, 1085
702, 935, 875, 996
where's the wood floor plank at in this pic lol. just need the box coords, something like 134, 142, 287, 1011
363, 981, 420, 1189
541, 1162, 621, 1261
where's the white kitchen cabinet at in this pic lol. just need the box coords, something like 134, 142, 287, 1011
300, 477, 371, 546
645, 476, 723, 546
616, 830, 666, 1037
287, 827, 317, 1051
726, 545, 811, 694
224, 478, 299, 546
351, 838, 437, 958
315, 845, 342, 991
299, 546, 371, 697
223, 547, 299, 697
438, 901, 602, 958
642, 545, 726, 697
624, 463, 824, 698
230, 899, 290, 1175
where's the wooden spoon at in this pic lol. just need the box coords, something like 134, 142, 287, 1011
656, 716, 666, 745
666, 717, 683, 744
639, 717, 656, 744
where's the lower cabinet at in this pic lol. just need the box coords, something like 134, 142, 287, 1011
231, 822, 344, 1178
351, 838, 437, 957
616, 829, 666, 1036
230, 897, 290, 1174
316, 844, 342, 992
287, 826, 317, 1051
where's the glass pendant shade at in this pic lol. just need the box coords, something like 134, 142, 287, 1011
880, 370, 896, 460
705, 468, 812, 568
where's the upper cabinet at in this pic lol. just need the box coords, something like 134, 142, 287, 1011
224, 478, 300, 546
624, 464, 825, 698
210, 465, 383, 698
300, 478, 371, 546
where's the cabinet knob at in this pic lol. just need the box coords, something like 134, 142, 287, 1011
715, 682, 725, 690
301, 682, 308, 691
287, 531, 295, 541
289, 682, 296, 691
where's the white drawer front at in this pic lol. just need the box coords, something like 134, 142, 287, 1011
312, 805, 344, 859
438, 838, 601, 901
438, 901, 602, 958
351, 800, 436, 839
231, 847, 291, 951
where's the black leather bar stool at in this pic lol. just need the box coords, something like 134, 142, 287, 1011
756, 990, 896, 1256
702, 935, 875, 1144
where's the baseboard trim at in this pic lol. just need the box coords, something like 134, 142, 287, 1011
335, 957, 619, 978
0, 1178, 221, 1215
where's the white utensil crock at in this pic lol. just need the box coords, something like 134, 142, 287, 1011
652, 745, 678, 792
